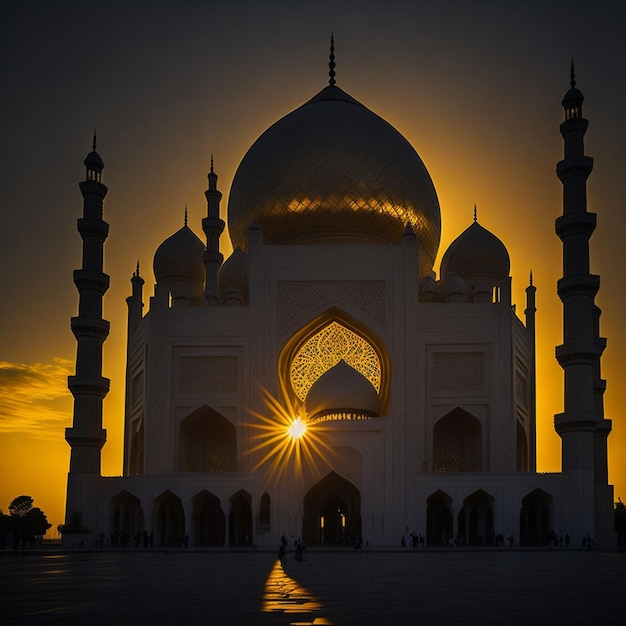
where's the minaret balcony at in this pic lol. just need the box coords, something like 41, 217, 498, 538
556, 156, 593, 182
67, 374, 110, 399
65, 426, 107, 449
77, 217, 110, 240
202, 216, 226, 236
555, 341, 604, 366
556, 274, 599, 299
555, 212, 596, 239
71, 316, 110, 341
554, 411, 598, 435
73, 269, 110, 294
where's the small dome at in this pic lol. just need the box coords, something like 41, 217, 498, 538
419, 274, 441, 302
440, 220, 510, 281
442, 271, 467, 302
305, 360, 380, 422
218, 247, 248, 304
561, 86, 584, 111
84, 149, 104, 172
153, 225, 205, 303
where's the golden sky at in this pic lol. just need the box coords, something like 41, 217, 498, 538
1, 1, 625, 533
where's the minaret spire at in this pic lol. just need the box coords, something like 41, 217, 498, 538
65, 138, 110, 538
329, 33, 336, 87
203, 156, 224, 304
554, 66, 614, 544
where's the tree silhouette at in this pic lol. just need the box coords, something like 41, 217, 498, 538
4, 495, 51, 546
9, 495, 34, 518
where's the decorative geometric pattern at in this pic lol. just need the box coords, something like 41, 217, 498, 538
131, 370, 144, 406
290, 321, 381, 402
432, 352, 484, 392
278, 281, 385, 330
179, 357, 238, 394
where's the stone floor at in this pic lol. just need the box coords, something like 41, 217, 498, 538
1, 547, 625, 625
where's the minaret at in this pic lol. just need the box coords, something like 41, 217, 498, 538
126, 260, 144, 333
65, 135, 110, 534
202, 156, 224, 304
524, 271, 537, 471
554, 64, 613, 543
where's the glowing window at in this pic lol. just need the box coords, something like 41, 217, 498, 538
290, 321, 381, 401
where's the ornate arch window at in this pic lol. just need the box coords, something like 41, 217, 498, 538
279, 312, 389, 414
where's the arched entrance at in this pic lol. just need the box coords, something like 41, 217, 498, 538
303, 472, 361, 546
520, 488, 552, 545
192, 490, 225, 546
229, 490, 252, 547
111, 490, 144, 545
153, 491, 185, 547
458, 489, 495, 545
433, 408, 482, 472
427, 490, 453, 546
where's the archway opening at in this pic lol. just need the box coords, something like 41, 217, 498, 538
427, 490, 453, 546
179, 406, 236, 472
520, 488, 552, 546
229, 490, 252, 547
153, 490, 185, 547
457, 489, 495, 546
303, 472, 361, 546
111, 490, 144, 546
433, 408, 482, 472
192, 490, 225, 546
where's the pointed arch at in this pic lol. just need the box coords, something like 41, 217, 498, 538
258, 492, 271, 534
278, 308, 390, 415
303, 471, 361, 546
427, 490, 453, 546
520, 488, 553, 546
229, 490, 252, 547
433, 407, 482, 472
110, 490, 144, 541
153, 490, 185, 547
457, 489, 495, 545
191, 490, 225, 546
179, 405, 236, 472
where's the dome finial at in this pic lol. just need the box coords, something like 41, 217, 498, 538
184, 205, 188, 227
210, 153, 214, 174
473, 204, 477, 223
529, 269, 533, 286
570, 57, 576, 88
329, 32, 336, 87
135, 259, 140, 277
92, 130, 97, 151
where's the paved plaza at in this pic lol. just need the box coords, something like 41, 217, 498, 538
1, 547, 625, 625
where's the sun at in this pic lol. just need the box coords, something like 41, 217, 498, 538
245, 381, 336, 483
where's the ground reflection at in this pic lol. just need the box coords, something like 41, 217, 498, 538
262, 558, 331, 624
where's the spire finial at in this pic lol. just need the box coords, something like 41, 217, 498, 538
473, 204, 477, 223
136, 259, 140, 277
92, 130, 97, 151
184, 205, 188, 227
529, 270, 533, 286
570, 57, 576, 88
329, 33, 336, 87
210, 153, 214, 174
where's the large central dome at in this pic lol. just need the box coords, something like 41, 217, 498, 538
227, 84, 441, 275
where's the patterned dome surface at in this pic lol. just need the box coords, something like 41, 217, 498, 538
228, 85, 441, 275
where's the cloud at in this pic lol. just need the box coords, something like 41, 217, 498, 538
0, 358, 74, 437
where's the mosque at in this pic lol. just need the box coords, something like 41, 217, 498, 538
64, 47, 616, 548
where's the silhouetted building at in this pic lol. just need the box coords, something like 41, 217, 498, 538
65, 50, 614, 548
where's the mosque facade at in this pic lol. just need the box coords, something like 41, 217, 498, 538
64, 54, 615, 548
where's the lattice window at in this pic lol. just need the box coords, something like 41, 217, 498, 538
290, 321, 381, 401
432, 353, 484, 392
180, 357, 237, 394
433, 436, 463, 473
